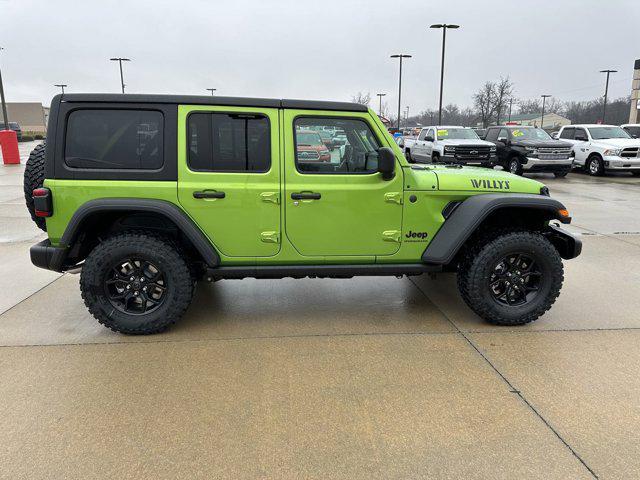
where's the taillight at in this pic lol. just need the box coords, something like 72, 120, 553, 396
33, 187, 53, 217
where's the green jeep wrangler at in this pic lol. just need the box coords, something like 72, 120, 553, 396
25, 94, 581, 334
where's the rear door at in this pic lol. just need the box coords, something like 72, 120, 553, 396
177, 105, 281, 257
283, 111, 403, 257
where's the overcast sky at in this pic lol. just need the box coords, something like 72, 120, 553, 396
1, 0, 638, 115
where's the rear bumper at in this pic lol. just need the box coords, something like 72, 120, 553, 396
30, 239, 67, 272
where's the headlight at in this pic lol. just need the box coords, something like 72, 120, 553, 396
444, 146, 455, 153
490, 146, 496, 152
603, 148, 622, 156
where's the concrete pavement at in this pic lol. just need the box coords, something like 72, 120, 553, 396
1, 146, 639, 479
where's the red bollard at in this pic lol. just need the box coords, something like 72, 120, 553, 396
0, 129, 20, 165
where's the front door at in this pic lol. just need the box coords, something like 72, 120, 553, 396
177, 105, 281, 257
283, 111, 403, 257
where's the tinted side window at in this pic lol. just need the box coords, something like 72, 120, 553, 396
187, 113, 270, 172
294, 117, 381, 174
498, 129, 509, 140
418, 129, 427, 141
485, 128, 499, 141
65, 109, 163, 169
560, 127, 575, 139
574, 128, 588, 140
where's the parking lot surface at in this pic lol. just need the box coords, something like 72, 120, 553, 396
1, 142, 639, 479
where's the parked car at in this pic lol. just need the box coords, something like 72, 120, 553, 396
318, 130, 335, 150
621, 124, 640, 139
7, 121, 22, 141
557, 124, 640, 176
24, 93, 580, 333
405, 126, 496, 167
296, 130, 332, 163
484, 126, 573, 177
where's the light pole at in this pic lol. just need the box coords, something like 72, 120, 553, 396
540, 95, 551, 129
600, 69, 617, 123
376, 93, 386, 116
390, 54, 411, 130
110, 57, 131, 93
405, 106, 410, 124
430, 23, 460, 125
206, 88, 217, 96
0, 47, 8, 130
54, 84, 67, 94
507, 98, 517, 122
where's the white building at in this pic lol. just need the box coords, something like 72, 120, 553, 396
505, 112, 571, 130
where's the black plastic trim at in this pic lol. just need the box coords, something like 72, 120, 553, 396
58, 94, 367, 112
206, 264, 441, 280
545, 224, 582, 260
60, 199, 220, 267
422, 193, 569, 265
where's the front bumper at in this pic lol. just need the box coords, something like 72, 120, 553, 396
441, 153, 496, 165
30, 239, 68, 272
545, 224, 582, 260
522, 157, 573, 172
603, 156, 640, 170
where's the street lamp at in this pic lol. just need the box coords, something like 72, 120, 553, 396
390, 54, 412, 130
110, 57, 131, 93
0, 47, 8, 130
540, 94, 551, 129
206, 88, 217, 96
54, 84, 67, 94
600, 69, 617, 124
376, 93, 386, 116
430, 23, 460, 125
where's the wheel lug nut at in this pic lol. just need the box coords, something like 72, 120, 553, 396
130, 276, 134, 281
134, 291, 139, 296
126, 285, 130, 289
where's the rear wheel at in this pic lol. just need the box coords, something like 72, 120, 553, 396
23, 142, 47, 231
457, 231, 563, 326
80, 232, 194, 334
587, 155, 604, 176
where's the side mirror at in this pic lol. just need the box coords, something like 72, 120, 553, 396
497, 137, 507, 144
425, 135, 434, 142
377, 147, 396, 180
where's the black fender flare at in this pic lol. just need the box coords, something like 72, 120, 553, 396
421, 193, 570, 265
60, 198, 220, 267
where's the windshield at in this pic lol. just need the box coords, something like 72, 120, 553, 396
588, 126, 631, 140
297, 132, 323, 146
436, 128, 479, 140
510, 128, 551, 141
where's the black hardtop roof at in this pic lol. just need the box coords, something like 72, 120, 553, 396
56, 93, 368, 112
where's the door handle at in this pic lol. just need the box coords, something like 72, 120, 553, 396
291, 192, 321, 200
193, 190, 225, 199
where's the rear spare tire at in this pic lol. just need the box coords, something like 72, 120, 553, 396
23, 142, 47, 231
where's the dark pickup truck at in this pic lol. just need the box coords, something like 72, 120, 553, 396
484, 126, 573, 177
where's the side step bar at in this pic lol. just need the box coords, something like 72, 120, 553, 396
205, 264, 441, 281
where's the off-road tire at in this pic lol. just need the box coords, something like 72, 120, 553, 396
80, 232, 194, 334
507, 156, 523, 176
586, 155, 604, 176
23, 142, 47, 231
457, 231, 563, 326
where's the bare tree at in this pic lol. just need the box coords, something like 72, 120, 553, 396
351, 92, 371, 106
518, 97, 563, 116
473, 82, 496, 128
492, 77, 514, 125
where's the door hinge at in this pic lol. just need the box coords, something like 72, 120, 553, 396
384, 192, 403, 205
260, 231, 280, 244
260, 192, 280, 204
382, 230, 401, 243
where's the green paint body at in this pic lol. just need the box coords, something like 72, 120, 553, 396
44, 107, 545, 266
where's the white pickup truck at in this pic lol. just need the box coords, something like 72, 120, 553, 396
557, 124, 640, 176
403, 126, 496, 167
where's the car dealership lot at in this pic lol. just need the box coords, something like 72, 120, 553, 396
1, 142, 640, 479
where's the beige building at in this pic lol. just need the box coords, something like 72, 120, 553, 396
0, 103, 50, 133
505, 112, 571, 129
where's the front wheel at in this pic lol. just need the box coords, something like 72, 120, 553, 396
587, 155, 604, 176
405, 149, 414, 163
457, 231, 563, 325
80, 232, 194, 334
508, 157, 523, 175
431, 153, 440, 164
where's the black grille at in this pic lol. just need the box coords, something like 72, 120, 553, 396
621, 148, 639, 158
452, 145, 492, 159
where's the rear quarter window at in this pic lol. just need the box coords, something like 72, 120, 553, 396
65, 109, 164, 170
